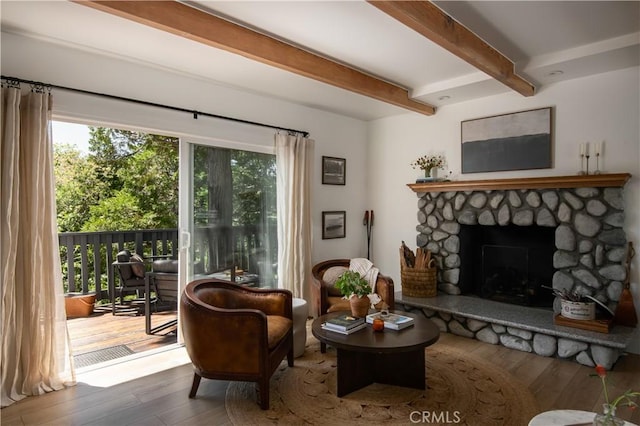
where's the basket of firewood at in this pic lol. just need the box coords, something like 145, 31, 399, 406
399, 241, 437, 298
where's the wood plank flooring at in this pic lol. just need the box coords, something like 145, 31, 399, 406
67, 309, 178, 357
3, 332, 639, 425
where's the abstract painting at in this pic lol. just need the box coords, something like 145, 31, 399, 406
461, 107, 552, 173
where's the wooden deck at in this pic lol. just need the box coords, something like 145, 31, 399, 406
67, 308, 177, 363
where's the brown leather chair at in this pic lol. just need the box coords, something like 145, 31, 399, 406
180, 279, 294, 410
311, 259, 395, 352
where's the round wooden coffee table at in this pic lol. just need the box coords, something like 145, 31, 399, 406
312, 310, 440, 397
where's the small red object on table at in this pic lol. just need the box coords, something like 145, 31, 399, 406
372, 317, 385, 332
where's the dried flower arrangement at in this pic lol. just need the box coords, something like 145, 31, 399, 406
410, 154, 445, 171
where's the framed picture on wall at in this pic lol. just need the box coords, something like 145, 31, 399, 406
322, 156, 346, 185
461, 107, 552, 173
322, 211, 346, 239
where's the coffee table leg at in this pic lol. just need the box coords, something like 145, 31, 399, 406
335, 348, 426, 397
373, 350, 425, 390
336, 349, 375, 397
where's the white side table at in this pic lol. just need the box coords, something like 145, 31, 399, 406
292, 298, 308, 358
528, 409, 636, 426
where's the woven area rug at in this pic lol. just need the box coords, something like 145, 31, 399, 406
226, 338, 539, 426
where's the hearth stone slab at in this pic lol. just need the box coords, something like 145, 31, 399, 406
396, 292, 635, 368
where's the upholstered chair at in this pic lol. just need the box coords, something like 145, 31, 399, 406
311, 258, 395, 352
180, 279, 294, 410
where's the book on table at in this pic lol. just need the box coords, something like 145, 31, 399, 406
323, 314, 365, 331
321, 322, 367, 335
366, 312, 414, 330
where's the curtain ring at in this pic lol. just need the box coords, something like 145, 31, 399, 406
1, 78, 21, 89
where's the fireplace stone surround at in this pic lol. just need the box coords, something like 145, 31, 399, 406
399, 174, 634, 368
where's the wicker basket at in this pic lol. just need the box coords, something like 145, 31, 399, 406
65, 294, 96, 318
400, 265, 437, 297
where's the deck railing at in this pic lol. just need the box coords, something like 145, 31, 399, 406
59, 225, 276, 300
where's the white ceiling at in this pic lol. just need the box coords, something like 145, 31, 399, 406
1, 1, 638, 121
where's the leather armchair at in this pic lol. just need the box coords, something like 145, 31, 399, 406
312, 259, 395, 353
180, 279, 294, 410
311, 258, 395, 317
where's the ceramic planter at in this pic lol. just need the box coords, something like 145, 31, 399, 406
560, 299, 595, 320
349, 295, 370, 318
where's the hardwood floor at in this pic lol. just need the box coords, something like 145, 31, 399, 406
2, 332, 639, 425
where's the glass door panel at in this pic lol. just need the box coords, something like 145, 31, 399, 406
179, 141, 278, 311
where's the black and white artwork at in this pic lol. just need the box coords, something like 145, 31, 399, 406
322, 211, 346, 239
322, 156, 346, 185
461, 107, 552, 173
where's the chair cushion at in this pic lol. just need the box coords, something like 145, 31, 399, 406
266, 315, 292, 350
323, 266, 348, 296
326, 296, 351, 313
326, 296, 382, 313
153, 259, 178, 273
130, 253, 146, 278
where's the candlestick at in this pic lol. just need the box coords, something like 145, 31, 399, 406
585, 154, 590, 175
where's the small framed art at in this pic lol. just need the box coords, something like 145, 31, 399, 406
322, 211, 346, 239
322, 156, 346, 185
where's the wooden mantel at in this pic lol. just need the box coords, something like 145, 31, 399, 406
407, 173, 631, 193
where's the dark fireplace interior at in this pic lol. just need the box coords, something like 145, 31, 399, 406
459, 225, 555, 308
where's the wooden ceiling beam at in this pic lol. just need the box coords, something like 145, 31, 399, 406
74, 0, 436, 116
368, 0, 535, 97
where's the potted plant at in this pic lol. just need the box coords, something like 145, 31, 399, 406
334, 270, 372, 318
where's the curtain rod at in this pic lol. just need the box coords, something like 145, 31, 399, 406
1, 75, 310, 138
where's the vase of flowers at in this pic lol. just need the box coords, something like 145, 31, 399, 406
411, 154, 445, 180
592, 364, 639, 426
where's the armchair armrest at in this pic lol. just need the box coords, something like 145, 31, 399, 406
375, 273, 395, 310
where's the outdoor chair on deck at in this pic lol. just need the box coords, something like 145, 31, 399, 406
180, 279, 294, 410
112, 250, 152, 315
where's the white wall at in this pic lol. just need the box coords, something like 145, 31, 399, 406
368, 66, 640, 353
1, 32, 371, 266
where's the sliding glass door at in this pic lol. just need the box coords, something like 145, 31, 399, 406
178, 140, 278, 315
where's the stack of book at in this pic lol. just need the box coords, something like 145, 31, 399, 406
366, 312, 414, 330
321, 314, 367, 335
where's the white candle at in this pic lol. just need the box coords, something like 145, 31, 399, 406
585, 142, 589, 155
596, 141, 602, 155
580, 143, 585, 155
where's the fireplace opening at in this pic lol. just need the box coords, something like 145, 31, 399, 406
459, 225, 555, 308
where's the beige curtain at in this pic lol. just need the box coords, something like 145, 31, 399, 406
275, 132, 314, 300
1, 85, 73, 407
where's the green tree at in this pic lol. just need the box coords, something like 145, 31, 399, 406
54, 143, 107, 232
55, 127, 179, 232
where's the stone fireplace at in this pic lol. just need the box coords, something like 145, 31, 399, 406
414, 175, 629, 312
398, 174, 634, 368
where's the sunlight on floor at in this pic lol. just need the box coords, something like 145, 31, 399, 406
75, 344, 191, 388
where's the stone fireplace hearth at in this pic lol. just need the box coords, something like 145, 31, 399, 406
399, 174, 634, 368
